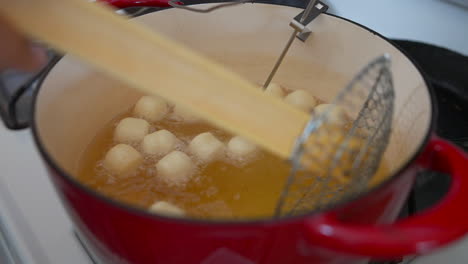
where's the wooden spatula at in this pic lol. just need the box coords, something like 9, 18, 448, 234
0, 0, 310, 160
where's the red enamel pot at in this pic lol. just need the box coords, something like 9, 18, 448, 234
21, 1, 468, 263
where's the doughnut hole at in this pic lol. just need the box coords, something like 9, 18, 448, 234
227, 136, 257, 162
156, 150, 195, 186
189, 132, 224, 163
142, 130, 179, 156
314, 104, 348, 126
148, 201, 185, 217
114, 117, 149, 144
103, 144, 142, 177
284, 89, 318, 112
133, 95, 169, 122
264, 82, 286, 98
172, 105, 200, 123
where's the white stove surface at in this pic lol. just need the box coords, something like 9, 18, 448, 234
0, 1, 467, 263
0, 127, 89, 263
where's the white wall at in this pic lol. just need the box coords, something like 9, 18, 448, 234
326, 0, 468, 55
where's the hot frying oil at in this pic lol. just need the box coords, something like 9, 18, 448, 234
77, 111, 292, 219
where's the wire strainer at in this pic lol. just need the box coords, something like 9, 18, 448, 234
275, 55, 395, 217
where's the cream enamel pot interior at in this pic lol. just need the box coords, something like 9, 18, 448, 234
27, 2, 468, 264
37, 4, 431, 180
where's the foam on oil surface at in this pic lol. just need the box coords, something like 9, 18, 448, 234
78, 90, 338, 219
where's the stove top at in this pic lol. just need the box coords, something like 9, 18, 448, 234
0, 2, 467, 264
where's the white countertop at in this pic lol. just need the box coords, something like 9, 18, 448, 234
0, 1, 467, 263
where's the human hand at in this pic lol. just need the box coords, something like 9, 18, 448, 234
0, 16, 47, 71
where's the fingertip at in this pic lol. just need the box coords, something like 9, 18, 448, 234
27, 45, 48, 71
4, 45, 48, 72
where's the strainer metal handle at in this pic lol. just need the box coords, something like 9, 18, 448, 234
98, 0, 175, 8
303, 136, 468, 258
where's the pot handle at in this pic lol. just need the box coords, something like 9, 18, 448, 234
98, 0, 176, 8
303, 136, 468, 258
0, 52, 61, 130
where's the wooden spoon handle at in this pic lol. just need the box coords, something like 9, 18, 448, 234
0, 0, 310, 159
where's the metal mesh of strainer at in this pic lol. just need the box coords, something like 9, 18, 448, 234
275, 55, 395, 217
